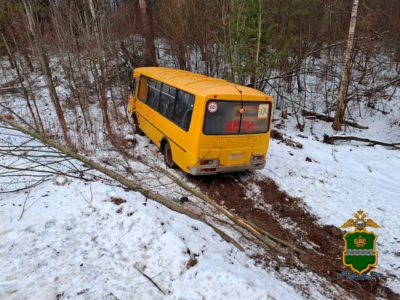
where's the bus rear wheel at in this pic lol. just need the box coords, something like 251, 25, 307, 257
163, 142, 176, 168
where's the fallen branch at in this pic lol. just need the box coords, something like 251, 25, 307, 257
123, 155, 304, 256
0, 116, 243, 252
271, 129, 303, 149
302, 110, 368, 129
134, 266, 166, 296
18, 189, 31, 221
323, 134, 400, 149
1, 117, 307, 256
116, 133, 305, 256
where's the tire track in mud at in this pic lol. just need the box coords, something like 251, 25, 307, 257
192, 173, 398, 300
118, 136, 397, 299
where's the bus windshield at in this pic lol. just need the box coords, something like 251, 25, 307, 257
203, 100, 271, 135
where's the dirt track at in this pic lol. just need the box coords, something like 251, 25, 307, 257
105, 133, 398, 299
193, 173, 398, 300
127, 134, 399, 299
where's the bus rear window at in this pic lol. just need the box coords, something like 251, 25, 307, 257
203, 100, 271, 135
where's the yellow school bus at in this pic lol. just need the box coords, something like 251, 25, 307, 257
128, 67, 273, 175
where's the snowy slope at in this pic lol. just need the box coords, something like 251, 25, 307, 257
1, 54, 399, 297
0, 127, 302, 300
262, 115, 400, 293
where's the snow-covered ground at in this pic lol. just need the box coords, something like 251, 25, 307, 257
263, 115, 400, 293
1, 54, 400, 298
0, 127, 302, 300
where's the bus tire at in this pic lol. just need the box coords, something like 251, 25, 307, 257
163, 142, 177, 168
132, 114, 144, 136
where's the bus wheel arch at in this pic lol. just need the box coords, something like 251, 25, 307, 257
160, 138, 167, 152
132, 113, 144, 135
162, 139, 177, 168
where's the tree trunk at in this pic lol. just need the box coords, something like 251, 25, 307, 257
253, 0, 262, 88
23, 0, 72, 145
87, 0, 114, 138
39, 50, 72, 146
1, 32, 15, 69
139, 0, 157, 66
13, 57, 40, 131
332, 0, 359, 131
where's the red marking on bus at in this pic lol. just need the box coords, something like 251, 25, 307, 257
240, 120, 255, 131
225, 121, 233, 132
224, 120, 240, 132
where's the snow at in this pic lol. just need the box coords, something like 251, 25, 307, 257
262, 116, 400, 293
0, 181, 301, 300
0, 127, 302, 300
53, 175, 68, 186
243, 182, 270, 210
2, 52, 400, 297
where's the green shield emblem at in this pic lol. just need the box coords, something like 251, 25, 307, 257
342, 230, 378, 274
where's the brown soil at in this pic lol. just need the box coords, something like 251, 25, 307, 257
111, 197, 126, 205
193, 173, 398, 300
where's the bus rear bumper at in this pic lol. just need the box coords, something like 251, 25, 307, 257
188, 161, 266, 176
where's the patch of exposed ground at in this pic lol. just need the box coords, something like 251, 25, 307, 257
193, 173, 398, 300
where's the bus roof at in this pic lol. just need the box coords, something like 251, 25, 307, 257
134, 67, 271, 100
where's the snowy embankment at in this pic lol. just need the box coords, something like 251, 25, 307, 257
263, 114, 400, 293
0, 127, 301, 300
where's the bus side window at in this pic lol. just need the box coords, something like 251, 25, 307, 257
165, 87, 176, 119
147, 79, 161, 110
138, 76, 149, 102
158, 83, 170, 114
182, 108, 193, 131
159, 85, 176, 119
173, 91, 195, 131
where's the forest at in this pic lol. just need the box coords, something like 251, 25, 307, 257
1, 1, 400, 299
1, 0, 400, 149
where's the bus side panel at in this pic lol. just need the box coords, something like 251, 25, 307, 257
136, 104, 163, 146
136, 99, 200, 171
160, 95, 203, 171
169, 142, 189, 171
162, 109, 201, 172
134, 90, 204, 174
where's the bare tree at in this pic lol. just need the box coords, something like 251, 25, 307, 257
23, 0, 72, 146
332, 0, 360, 131
139, 0, 157, 66
253, 0, 262, 88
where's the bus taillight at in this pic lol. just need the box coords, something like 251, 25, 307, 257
200, 159, 218, 166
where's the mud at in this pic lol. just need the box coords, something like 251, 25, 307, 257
194, 173, 398, 300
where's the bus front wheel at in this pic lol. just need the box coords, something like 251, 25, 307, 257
132, 114, 144, 136
163, 142, 177, 169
